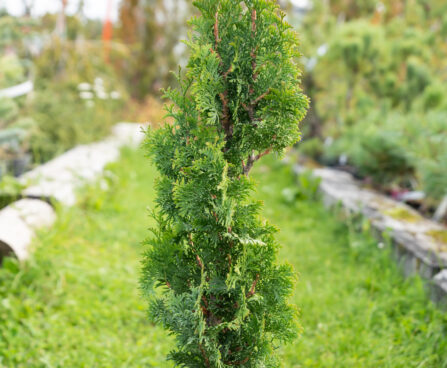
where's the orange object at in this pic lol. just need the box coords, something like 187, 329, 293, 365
102, 0, 113, 61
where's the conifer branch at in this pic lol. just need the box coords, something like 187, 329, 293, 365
252, 89, 271, 105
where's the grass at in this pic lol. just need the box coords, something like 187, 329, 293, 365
0, 147, 446, 367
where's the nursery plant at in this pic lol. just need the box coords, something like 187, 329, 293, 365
141, 0, 308, 366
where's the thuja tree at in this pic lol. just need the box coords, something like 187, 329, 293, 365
141, 0, 308, 366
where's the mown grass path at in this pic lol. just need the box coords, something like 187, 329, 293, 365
0, 148, 446, 367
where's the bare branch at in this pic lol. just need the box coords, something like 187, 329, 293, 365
252, 89, 271, 105
242, 148, 271, 175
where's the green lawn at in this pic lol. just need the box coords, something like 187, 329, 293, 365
0, 147, 446, 367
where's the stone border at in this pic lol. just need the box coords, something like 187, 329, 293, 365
0, 199, 56, 261
293, 164, 447, 306
0, 80, 34, 99
0, 123, 146, 262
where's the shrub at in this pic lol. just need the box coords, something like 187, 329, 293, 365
353, 132, 415, 186
298, 137, 324, 160
141, 0, 308, 366
421, 153, 447, 200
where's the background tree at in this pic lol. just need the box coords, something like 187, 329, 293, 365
118, 0, 191, 99
141, 0, 308, 366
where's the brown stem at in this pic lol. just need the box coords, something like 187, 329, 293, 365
223, 64, 233, 79
252, 89, 271, 105
251, 9, 257, 33
219, 91, 232, 138
246, 274, 260, 298
214, 11, 220, 49
225, 356, 250, 366
199, 344, 211, 368
242, 148, 271, 175
196, 254, 204, 270
213, 11, 235, 144
251, 9, 258, 83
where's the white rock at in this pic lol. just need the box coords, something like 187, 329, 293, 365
0, 199, 55, 261
77, 82, 91, 91
80, 91, 94, 100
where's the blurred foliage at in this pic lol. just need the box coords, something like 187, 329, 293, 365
0, 5, 133, 181
0, 98, 19, 127
282, 169, 321, 203
30, 83, 124, 163
296, 0, 447, 206
29, 35, 128, 163
0, 174, 25, 210
0, 54, 26, 89
0, 0, 192, 182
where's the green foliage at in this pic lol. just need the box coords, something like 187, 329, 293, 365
29, 84, 124, 163
29, 37, 128, 163
141, 1, 308, 366
421, 153, 447, 200
0, 98, 19, 126
0, 174, 25, 209
0, 54, 26, 89
261, 158, 447, 367
297, 137, 324, 159
0, 148, 174, 366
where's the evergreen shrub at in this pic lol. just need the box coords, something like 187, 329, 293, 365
141, 0, 308, 366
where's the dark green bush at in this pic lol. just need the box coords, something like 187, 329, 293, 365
353, 132, 415, 186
